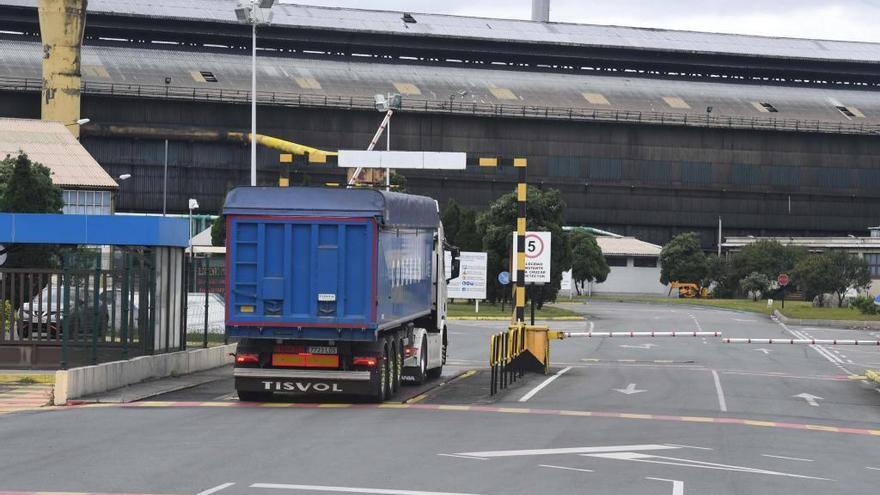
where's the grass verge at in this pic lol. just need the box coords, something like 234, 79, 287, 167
580, 295, 880, 321
447, 301, 582, 320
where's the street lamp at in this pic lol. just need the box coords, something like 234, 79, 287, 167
116, 173, 131, 212
234, 0, 275, 186
373, 93, 402, 190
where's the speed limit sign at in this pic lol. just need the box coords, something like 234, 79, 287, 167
510, 231, 551, 283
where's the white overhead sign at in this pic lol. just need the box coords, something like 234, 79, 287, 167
338, 150, 466, 170
561, 269, 572, 292
511, 231, 551, 284
445, 251, 487, 300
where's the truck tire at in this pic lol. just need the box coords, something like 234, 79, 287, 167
371, 343, 389, 403
390, 335, 401, 394
427, 364, 443, 380
237, 390, 273, 402
412, 336, 428, 385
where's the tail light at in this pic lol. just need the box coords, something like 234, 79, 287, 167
353, 356, 377, 367
235, 352, 259, 365
403, 345, 417, 358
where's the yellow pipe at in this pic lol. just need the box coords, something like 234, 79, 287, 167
227, 132, 337, 161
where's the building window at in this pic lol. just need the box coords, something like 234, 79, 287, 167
62, 189, 112, 215
633, 257, 658, 268
865, 253, 880, 278
606, 256, 628, 267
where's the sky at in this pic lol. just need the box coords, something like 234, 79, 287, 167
282, 1, 880, 43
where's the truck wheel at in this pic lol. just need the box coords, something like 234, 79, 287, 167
427, 364, 443, 380
390, 336, 401, 394
237, 390, 272, 402
372, 344, 388, 403
412, 337, 428, 385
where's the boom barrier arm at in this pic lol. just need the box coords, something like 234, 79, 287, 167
724, 338, 880, 345
561, 331, 721, 339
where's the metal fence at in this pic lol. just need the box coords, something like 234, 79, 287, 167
489, 325, 526, 396
0, 250, 176, 368
185, 255, 226, 347
2, 76, 879, 136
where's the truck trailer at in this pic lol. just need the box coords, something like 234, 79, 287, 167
223, 187, 459, 402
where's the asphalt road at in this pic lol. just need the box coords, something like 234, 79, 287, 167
1, 300, 879, 495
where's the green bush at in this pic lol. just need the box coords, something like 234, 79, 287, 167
0, 299, 12, 331
850, 295, 877, 315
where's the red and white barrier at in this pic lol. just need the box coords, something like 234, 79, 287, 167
564, 331, 722, 338
723, 338, 880, 346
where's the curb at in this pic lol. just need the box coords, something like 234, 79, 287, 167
773, 309, 880, 330
866, 370, 880, 384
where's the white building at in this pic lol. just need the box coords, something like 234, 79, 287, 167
587, 236, 668, 295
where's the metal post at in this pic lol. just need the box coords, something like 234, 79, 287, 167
203, 257, 209, 348
717, 216, 722, 257
121, 253, 130, 359
514, 158, 528, 323
385, 118, 391, 191
250, 20, 257, 186
91, 251, 100, 365
163, 139, 168, 215
530, 294, 536, 326
61, 255, 70, 370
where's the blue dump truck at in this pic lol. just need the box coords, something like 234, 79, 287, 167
224, 187, 459, 402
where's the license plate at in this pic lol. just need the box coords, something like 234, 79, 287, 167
307, 346, 337, 355
273, 353, 339, 368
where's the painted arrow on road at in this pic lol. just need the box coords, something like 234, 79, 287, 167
793, 393, 824, 407
754, 348, 772, 355
614, 383, 646, 395
620, 343, 657, 349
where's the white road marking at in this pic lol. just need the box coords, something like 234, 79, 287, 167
646, 477, 684, 495
436, 453, 488, 461
197, 483, 236, 495
588, 321, 594, 332
251, 483, 483, 495
455, 444, 678, 458
865, 466, 880, 471
518, 366, 572, 402
762, 454, 814, 462
793, 393, 824, 407
664, 444, 713, 451
613, 383, 646, 395
711, 370, 728, 412
754, 348, 771, 355
732, 318, 758, 322
619, 343, 657, 349
584, 452, 832, 480
775, 319, 852, 374
689, 314, 703, 332
538, 464, 595, 473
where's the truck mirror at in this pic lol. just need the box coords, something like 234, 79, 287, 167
446, 247, 461, 282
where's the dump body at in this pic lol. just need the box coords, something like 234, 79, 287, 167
224, 187, 439, 342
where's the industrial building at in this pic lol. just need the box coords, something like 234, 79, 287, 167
3, 1, 880, 248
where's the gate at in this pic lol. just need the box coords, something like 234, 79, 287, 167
0, 250, 164, 368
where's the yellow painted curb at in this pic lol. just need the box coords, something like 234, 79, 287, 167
0, 374, 55, 385
866, 370, 880, 384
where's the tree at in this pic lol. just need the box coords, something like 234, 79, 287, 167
792, 251, 870, 307
476, 187, 571, 308
441, 200, 480, 252
739, 272, 770, 301
731, 240, 806, 282
0, 152, 64, 269
211, 215, 226, 247
659, 233, 707, 285
705, 254, 738, 298
569, 229, 609, 294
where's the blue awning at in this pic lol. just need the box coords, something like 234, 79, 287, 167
0, 213, 189, 247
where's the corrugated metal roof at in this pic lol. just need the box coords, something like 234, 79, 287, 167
4, 39, 880, 125
0, 118, 118, 189
596, 236, 662, 257
4, 0, 879, 63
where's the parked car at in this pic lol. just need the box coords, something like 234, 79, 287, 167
17, 284, 110, 340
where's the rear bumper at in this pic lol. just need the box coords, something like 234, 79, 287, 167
234, 367, 374, 395
226, 326, 378, 342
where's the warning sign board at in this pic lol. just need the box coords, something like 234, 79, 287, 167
510, 231, 551, 284
445, 251, 488, 300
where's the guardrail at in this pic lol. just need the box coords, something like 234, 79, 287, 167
489, 324, 526, 396
3, 76, 879, 136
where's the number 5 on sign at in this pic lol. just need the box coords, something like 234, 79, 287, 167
510, 231, 551, 283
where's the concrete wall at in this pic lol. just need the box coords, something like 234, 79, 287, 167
589, 257, 668, 295
53, 343, 235, 405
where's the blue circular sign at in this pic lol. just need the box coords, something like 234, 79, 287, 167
497, 271, 510, 285
874, 294, 880, 306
